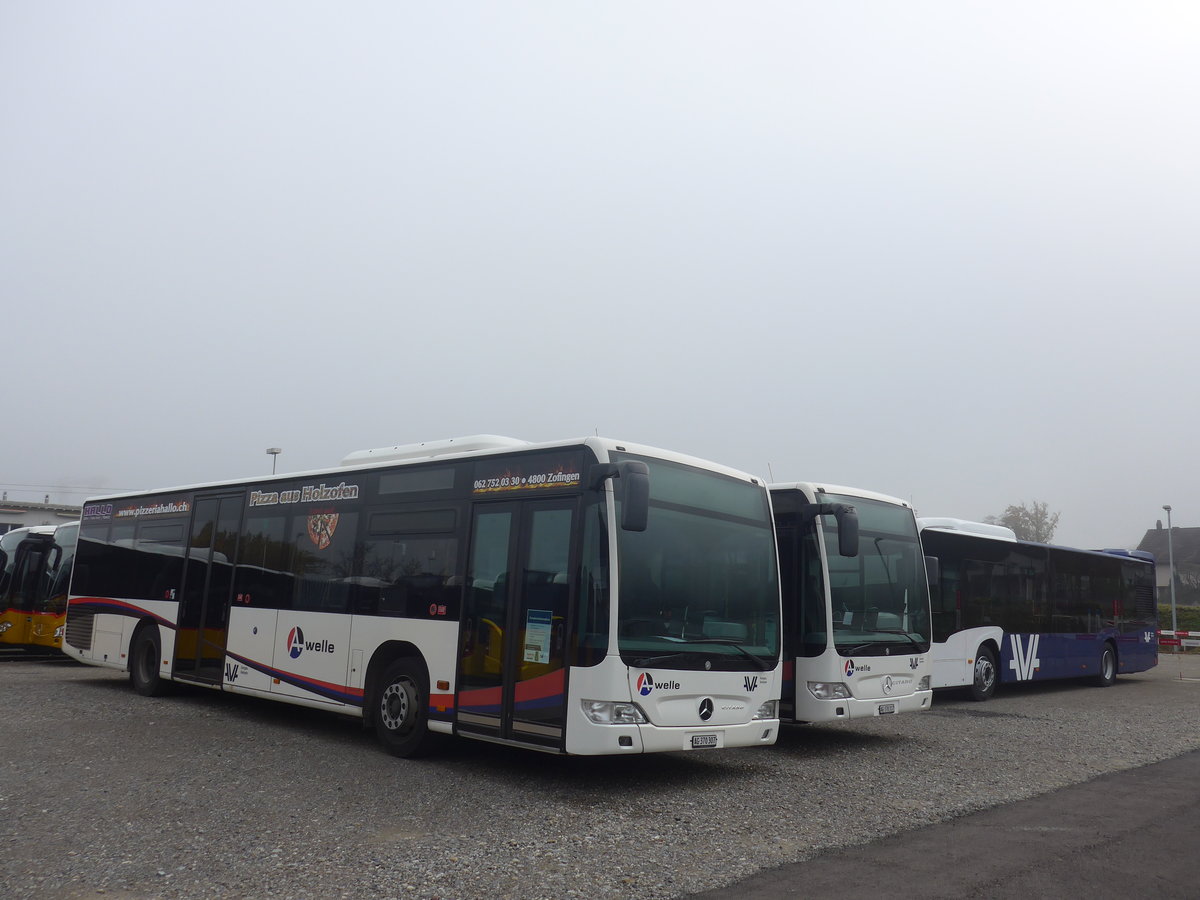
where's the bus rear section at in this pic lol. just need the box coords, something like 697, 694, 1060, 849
919, 517, 1158, 700
771, 484, 933, 723
63, 435, 782, 757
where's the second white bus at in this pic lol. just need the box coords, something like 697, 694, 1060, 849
771, 484, 933, 722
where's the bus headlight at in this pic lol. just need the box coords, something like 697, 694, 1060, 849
807, 681, 852, 701
581, 700, 647, 725
919, 675, 930, 691
753, 700, 778, 720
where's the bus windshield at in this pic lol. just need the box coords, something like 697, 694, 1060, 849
820, 495, 931, 656
613, 455, 780, 671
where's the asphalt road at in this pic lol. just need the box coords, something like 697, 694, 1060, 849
695, 698, 1200, 899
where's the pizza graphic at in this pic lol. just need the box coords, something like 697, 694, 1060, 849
307, 513, 339, 550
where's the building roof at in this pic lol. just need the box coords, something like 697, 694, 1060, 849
0, 499, 82, 525
1137, 526, 1200, 567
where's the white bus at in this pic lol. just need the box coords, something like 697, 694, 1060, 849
63, 436, 782, 757
770, 484, 933, 722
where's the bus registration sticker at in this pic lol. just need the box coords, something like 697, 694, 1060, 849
878, 702, 896, 715
690, 733, 720, 749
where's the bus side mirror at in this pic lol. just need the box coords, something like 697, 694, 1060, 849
834, 505, 859, 557
588, 461, 650, 532
924, 555, 939, 585
798, 502, 858, 556
619, 462, 650, 532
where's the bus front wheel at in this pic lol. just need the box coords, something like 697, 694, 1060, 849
373, 658, 439, 758
970, 646, 997, 701
1095, 644, 1117, 687
130, 626, 170, 697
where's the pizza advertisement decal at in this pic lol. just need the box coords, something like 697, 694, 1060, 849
306, 512, 339, 550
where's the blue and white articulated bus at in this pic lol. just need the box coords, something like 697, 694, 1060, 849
919, 518, 1158, 700
63, 436, 782, 757
770, 484, 933, 723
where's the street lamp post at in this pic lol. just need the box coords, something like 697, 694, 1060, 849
1163, 504, 1178, 642
267, 447, 282, 475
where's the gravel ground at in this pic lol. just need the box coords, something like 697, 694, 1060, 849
3, 652, 1199, 900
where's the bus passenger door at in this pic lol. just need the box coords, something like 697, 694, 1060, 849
175, 493, 243, 684
457, 499, 577, 750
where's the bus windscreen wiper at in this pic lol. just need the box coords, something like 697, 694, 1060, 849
843, 631, 923, 656
631, 650, 707, 667
633, 641, 770, 672
872, 629, 924, 652
681, 639, 770, 671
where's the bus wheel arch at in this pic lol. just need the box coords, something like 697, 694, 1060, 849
970, 642, 999, 702
365, 644, 440, 758
129, 621, 171, 697
1095, 641, 1118, 687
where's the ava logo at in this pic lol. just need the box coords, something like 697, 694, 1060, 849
224, 661, 241, 683
845, 659, 854, 678
909, 657, 920, 670
1143, 631, 1154, 644
1009, 634, 1041, 681
307, 512, 339, 550
287, 626, 305, 659
744, 675, 759, 692
698, 698, 714, 721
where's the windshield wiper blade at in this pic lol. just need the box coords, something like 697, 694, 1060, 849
632, 641, 771, 672
841, 631, 923, 656
632, 650, 703, 667
682, 639, 770, 671
842, 642, 875, 656
872, 629, 924, 652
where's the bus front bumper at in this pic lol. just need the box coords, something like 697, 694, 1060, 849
566, 718, 781, 754
793, 689, 932, 722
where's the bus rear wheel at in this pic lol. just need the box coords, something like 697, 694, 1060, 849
1095, 644, 1117, 687
130, 626, 170, 697
970, 646, 997, 701
373, 658, 439, 758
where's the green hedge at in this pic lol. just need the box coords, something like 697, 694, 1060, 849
1159, 604, 1200, 632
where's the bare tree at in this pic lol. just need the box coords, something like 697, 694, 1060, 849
985, 501, 1060, 543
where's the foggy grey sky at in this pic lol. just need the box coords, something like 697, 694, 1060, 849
3, 2, 1197, 550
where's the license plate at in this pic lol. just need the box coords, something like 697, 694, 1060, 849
691, 734, 719, 748
878, 702, 896, 715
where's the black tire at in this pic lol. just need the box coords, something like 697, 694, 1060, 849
1095, 643, 1117, 687
373, 658, 439, 758
129, 625, 170, 697
969, 646, 998, 701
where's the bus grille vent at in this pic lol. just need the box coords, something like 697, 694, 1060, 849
1135, 585, 1156, 618
65, 610, 95, 651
